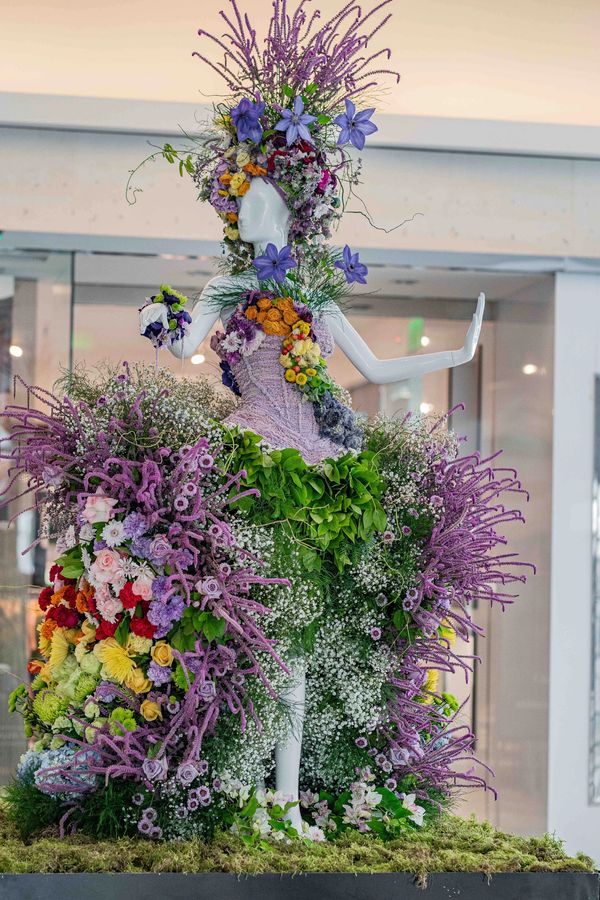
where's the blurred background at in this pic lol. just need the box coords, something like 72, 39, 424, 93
1, 0, 599, 858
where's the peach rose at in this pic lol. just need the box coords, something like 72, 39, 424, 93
90, 549, 121, 584
81, 491, 118, 525
140, 699, 162, 721
125, 667, 152, 694
151, 641, 173, 667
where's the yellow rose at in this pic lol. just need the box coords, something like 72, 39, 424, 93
305, 368, 317, 377
292, 339, 307, 356
125, 666, 152, 694
229, 171, 247, 195
284, 369, 297, 383
296, 373, 308, 386
279, 354, 293, 368
224, 226, 240, 241
151, 641, 173, 667
140, 699, 162, 721
236, 148, 251, 167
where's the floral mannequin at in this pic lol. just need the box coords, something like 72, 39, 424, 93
140, 176, 484, 830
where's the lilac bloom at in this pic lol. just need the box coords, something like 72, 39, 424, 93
335, 245, 369, 285
252, 243, 297, 283
230, 96, 265, 143
274, 96, 316, 145
334, 99, 378, 150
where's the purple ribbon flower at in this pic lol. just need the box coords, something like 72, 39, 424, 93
231, 95, 265, 143
335, 244, 369, 285
274, 96, 316, 145
334, 99, 378, 150
252, 243, 297, 283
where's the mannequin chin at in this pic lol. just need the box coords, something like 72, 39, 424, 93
237, 177, 292, 252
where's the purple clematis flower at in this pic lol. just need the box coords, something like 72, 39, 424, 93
335, 245, 369, 285
252, 243, 297, 283
231, 96, 265, 143
334, 99, 378, 150
274, 96, 316, 145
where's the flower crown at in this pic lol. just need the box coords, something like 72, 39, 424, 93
149, 1, 399, 275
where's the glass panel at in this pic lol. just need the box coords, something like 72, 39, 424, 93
0, 247, 73, 782
590, 376, 600, 804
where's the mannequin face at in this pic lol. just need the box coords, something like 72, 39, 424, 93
237, 177, 291, 248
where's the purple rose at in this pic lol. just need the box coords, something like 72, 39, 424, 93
177, 762, 199, 786
142, 756, 167, 783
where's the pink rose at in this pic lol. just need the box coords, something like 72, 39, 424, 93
90, 548, 121, 583
133, 576, 153, 601
82, 490, 118, 525
95, 584, 123, 623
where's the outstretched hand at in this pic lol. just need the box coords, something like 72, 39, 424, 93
455, 293, 485, 364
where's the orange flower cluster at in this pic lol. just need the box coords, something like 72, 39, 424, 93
245, 295, 298, 337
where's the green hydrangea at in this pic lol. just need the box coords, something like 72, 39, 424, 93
79, 652, 102, 676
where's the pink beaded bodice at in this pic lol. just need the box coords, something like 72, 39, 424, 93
224, 317, 342, 464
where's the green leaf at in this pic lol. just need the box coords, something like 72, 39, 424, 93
282, 84, 294, 98
114, 616, 130, 647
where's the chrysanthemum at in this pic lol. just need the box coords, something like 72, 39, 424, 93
93, 638, 135, 683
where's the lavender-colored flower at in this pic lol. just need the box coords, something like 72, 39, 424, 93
196, 576, 221, 599
385, 778, 397, 791
334, 99, 378, 150
274, 95, 316, 145
175, 805, 188, 819
175, 762, 198, 786
142, 757, 167, 783
335, 244, 368, 285
174, 495, 188, 512
355, 737, 368, 749
231, 95, 265, 143
147, 661, 172, 687
252, 243, 297, 283
187, 797, 200, 812
122, 512, 148, 540
382, 530, 395, 544
131, 536, 153, 559
132, 793, 144, 806
370, 627, 382, 641
149, 534, 172, 563
142, 806, 158, 823
138, 818, 152, 835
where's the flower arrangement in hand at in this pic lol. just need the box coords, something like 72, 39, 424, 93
140, 284, 192, 349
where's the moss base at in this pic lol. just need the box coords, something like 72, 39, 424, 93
0, 810, 595, 876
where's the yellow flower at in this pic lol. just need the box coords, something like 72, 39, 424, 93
126, 634, 152, 655
224, 226, 240, 241
296, 373, 308, 386
236, 179, 251, 196
422, 668, 439, 703
236, 148, 251, 167
125, 667, 152, 694
305, 368, 317, 377
439, 620, 456, 647
284, 369, 297, 383
292, 339, 308, 356
151, 641, 173, 667
140, 699, 162, 722
215, 114, 232, 130
48, 628, 70, 672
94, 638, 135, 684
229, 171, 247, 195
279, 354, 293, 368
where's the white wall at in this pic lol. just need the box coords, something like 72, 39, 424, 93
549, 272, 600, 858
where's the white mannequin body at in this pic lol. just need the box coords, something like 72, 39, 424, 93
140, 177, 485, 832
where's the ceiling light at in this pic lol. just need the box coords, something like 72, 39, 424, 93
191, 354, 205, 366
420, 335, 430, 347
9, 344, 23, 358
522, 363, 538, 375
420, 401, 433, 414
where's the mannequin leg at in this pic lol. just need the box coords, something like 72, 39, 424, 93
275, 664, 305, 833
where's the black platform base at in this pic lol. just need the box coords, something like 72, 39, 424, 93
1, 872, 599, 899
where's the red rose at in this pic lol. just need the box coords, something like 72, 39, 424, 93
130, 617, 156, 639
96, 616, 121, 640
38, 586, 54, 612
119, 581, 142, 610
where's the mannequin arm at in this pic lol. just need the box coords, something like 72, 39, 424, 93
328, 293, 485, 385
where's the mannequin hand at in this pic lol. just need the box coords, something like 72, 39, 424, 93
139, 303, 169, 335
453, 293, 485, 365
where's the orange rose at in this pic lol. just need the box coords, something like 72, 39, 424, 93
264, 321, 291, 336
237, 180, 251, 196
226, 212, 238, 223
256, 311, 268, 324
243, 163, 268, 176
277, 296, 294, 311
282, 308, 298, 325
257, 297, 272, 310
219, 171, 233, 185
245, 306, 258, 320
27, 659, 43, 675
265, 308, 282, 322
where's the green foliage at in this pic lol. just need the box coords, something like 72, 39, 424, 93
222, 430, 385, 572
3, 781, 61, 841
170, 606, 226, 653
0, 803, 595, 874
54, 545, 84, 580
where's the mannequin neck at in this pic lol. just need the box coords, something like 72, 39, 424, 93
252, 226, 290, 258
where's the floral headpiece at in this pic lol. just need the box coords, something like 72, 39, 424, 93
153, 1, 399, 274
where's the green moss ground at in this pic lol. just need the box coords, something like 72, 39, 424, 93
0, 808, 595, 876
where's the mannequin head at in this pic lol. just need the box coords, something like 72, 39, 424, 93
237, 178, 291, 254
